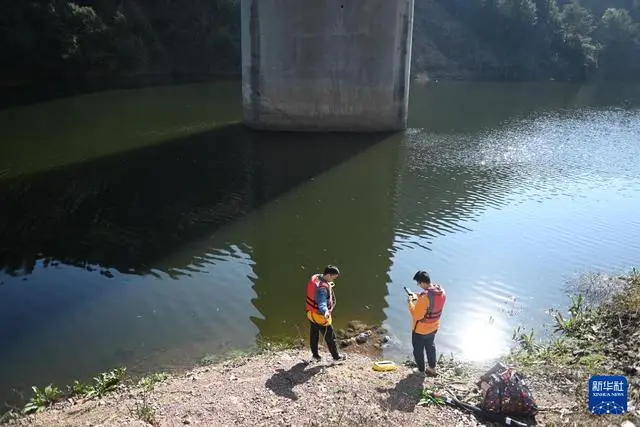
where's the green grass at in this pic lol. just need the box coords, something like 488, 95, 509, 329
612, 268, 640, 311
502, 270, 640, 426
138, 372, 170, 391
256, 335, 304, 352
507, 268, 640, 373
22, 367, 126, 415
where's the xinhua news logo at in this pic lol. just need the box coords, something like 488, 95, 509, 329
588, 375, 628, 415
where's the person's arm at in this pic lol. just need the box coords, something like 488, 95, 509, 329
407, 293, 419, 313
316, 286, 329, 316
409, 294, 429, 325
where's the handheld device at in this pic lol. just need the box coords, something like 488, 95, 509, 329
404, 286, 417, 301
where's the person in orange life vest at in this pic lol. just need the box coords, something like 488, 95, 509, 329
407, 270, 446, 376
305, 265, 346, 362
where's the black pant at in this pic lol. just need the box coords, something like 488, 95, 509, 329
309, 321, 340, 359
412, 331, 437, 372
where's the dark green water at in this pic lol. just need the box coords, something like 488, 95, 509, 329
1, 81, 639, 407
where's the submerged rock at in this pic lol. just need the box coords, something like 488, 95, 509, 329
347, 320, 369, 333
333, 321, 387, 357
355, 333, 368, 344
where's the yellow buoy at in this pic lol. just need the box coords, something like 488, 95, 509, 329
372, 360, 397, 372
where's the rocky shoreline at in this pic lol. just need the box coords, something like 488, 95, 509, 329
2, 270, 639, 427
506, 270, 640, 426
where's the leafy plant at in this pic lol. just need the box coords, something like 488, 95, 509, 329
138, 372, 169, 391
418, 388, 445, 406
22, 384, 61, 414
511, 326, 540, 353
552, 294, 586, 333
550, 336, 569, 354
85, 367, 126, 399
67, 380, 89, 396
131, 393, 158, 426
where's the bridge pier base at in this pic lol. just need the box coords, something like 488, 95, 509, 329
241, 0, 415, 132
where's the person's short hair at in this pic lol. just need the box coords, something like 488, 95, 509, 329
324, 265, 340, 276
413, 270, 431, 284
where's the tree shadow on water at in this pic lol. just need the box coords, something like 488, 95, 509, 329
376, 373, 424, 413
265, 361, 326, 401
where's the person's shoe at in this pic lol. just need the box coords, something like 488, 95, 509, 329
426, 367, 438, 377
412, 368, 426, 376
332, 354, 347, 362
312, 354, 322, 362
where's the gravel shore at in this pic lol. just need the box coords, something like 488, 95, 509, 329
5, 346, 587, 427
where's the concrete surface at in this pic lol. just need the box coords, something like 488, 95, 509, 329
241, 0, 415, 132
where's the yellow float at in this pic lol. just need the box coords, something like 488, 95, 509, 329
372, 360, 397, 372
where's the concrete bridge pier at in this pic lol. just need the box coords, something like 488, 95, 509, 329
241, 0, 415, 132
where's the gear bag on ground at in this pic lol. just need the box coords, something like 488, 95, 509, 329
477, 362, 539, 418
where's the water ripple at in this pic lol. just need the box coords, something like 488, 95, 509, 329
386, 106, 640, 361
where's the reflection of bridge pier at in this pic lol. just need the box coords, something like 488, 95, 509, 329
0, 125, 393, 407
244, 135, 403, 339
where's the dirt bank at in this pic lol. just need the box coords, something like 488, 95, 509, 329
6, 350, 483, 427
3, 345, 606, 427
4, 272, 640, 427
0, 322, 588, 427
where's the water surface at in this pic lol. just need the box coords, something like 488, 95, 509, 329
1, 81, 639, 406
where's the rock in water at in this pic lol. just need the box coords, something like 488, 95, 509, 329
347, 320, 369, 333
356, 333, 368, 344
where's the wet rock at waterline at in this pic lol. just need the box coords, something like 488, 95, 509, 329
335, 321, 387, 356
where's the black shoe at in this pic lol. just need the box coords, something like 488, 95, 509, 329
333, 354, 347, 362
412, 368, 426, 376
312, 354, 322, 361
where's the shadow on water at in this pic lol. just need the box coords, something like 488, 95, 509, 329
0, 123, 394, 411
0, 74, 239, 111
244, 131, 404, 341
0, 124, 393, 277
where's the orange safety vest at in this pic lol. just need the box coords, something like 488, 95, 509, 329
305, 274, 333, 314
413, 285, 446, 334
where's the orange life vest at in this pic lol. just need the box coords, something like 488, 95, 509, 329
413, 285, 446, 333
305, 274, 333, 314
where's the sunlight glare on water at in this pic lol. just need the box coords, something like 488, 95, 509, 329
383, 105, 640, 362
455, 314, 511, 362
